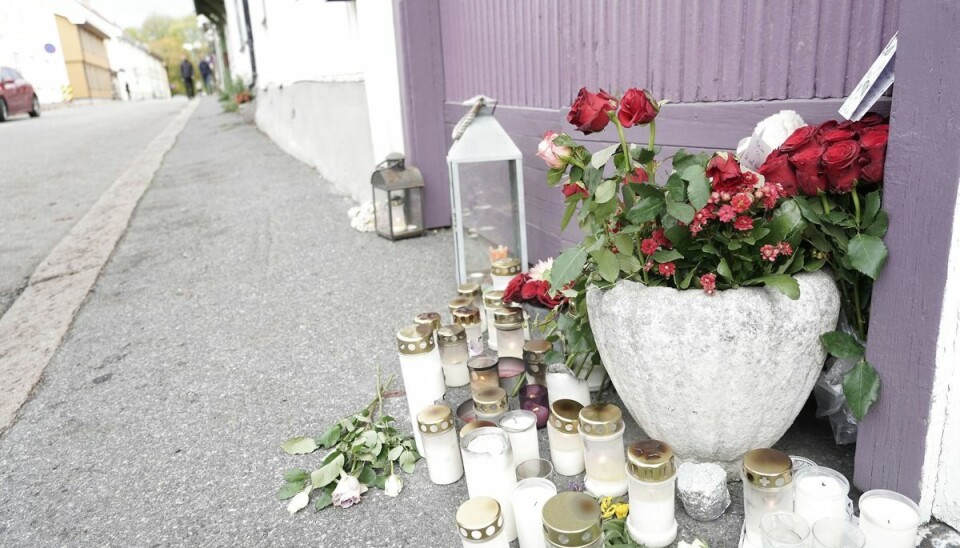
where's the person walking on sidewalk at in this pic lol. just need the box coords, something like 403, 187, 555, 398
180, 55, 195, 99
198, 57, 214, 95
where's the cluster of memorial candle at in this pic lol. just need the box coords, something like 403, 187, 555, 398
395, 259, 922, 548
741, 448, 922, 548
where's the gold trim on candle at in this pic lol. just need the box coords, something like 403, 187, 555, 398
742, 448, 793, 488
457, 282, 482, 299
541, 492, 602, 547
452, 306, 481, 326
492, 307, 524, 330
437, 324, 466, 346
627, 439, 676, 482
417, 405, 455, 436
413, 312, 441, 332
396, 324, 436, 355
549, 399, 584, 434
490, 257, 521, 277
579, 403, 624, 437
482, 290, 505, 308
473, 386, 507, 415
457, 496, 504, 542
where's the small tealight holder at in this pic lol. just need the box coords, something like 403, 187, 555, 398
542, 492, 603, 548
857, 490, 921, 548
396, 324, 447, 455
473, 386, 507, 422
523, 339, 551, 385
760, 512, 810, 548
511, 477, 557, 548
793, 465, 851, 524
498, 409, 539, 467
453, 306, 484, 357
461, 427, 519, 542
417, 404, 464, 485
491, 257, 521, 291
520, 384, 548, 406
521, 399, 550, 429
457, 282, 487, 332
742, 448, 795, 548
547, 399, 585, 476
414, 311, 442, 340
516, 458, 554, 482
468, 356, 500, 393
580, 403, 628, 497
493, 307, 525, 360
625, 439, 677, 548
483, 291, 505, 350
438, 324, 470, 388
497, 357, 526, 395
457, 496, 510, 548
812, 517, 866, 548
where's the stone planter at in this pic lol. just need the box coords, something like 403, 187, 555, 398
586, 271, 839, 475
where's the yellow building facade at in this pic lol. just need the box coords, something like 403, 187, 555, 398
55, 15, 112, 99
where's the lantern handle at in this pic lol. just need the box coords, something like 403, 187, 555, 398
452, 95, 497, 141
375, 153, 405, 171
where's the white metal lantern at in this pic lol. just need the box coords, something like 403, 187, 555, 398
447, 96, 528, 286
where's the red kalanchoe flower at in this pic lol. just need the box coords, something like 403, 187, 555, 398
706, 153, 744, 194
730, 192, 753, 213
652, 228, 671, 247
658, 262, 676, 277
689, 222, 704, 235
859, 125, 889, 184
822, 140, 862, 194
733, 215, 754, 231
643, 259, 654, 272
503, 273, 530, 304
777, 241, 794, 256
780, 126, 818, 154
790, 144, 828, 196
640, 238, 660, 255
617, 88, 659, 128
700, 273, 717, 296
758, 150, 799, 197
561, 181, 590, 199
624, 167, 649, 184
567, 88, 616, 134
718, 204, 737, 222
760, 244, 780, 262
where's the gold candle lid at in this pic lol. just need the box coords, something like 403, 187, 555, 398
459, 420, 496, 439
457, 283, 482, 299
413, 312, 441, 333
523, 340, 552, 364
627, 439, 676, 482
491, 257, 521, 277
473, 386, 507, 415
417, 405, 455, 436
457, 497, 503, 542
492, 307, 524, 330
549, 399, 583, 434
579, 403, 624, 437
437, 324, 466, 347
742, 448, 793, 488
396, 324, 436, 355
483, 290, 505, 308
467, 356, 498, 372
448, 296, 474, 313
452, 306, 481, 326
541, 492, 602, 547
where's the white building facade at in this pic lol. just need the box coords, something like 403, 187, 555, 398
0, 0, 70, 104
106, 36, 171, 101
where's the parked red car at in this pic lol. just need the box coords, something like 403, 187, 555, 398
0, 66, 40, 121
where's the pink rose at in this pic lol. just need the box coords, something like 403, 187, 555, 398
537, 131, 572, 169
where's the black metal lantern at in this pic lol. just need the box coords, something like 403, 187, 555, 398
371, 153, 425, 241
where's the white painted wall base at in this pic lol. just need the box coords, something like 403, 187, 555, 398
255, 81, 376, 204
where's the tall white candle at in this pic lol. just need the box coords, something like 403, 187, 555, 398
625, 439, 677, 548
438, 325, 471, 388
511, 478, 557, 548
483, 291, 504, 350
858, 490, 920, 548
793, 466, 850, 524
417, 405, 464, 485
547, 399, 585, 476
498, 410, 539, 468
396, 324, 446, 455
580, 403, 628, 497
741, 449, 794, 548
461, 428, 519, 542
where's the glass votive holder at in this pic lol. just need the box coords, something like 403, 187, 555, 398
522, 339, 551, 385
473, 386, 507, 422
491, 257, 521, 291
857, 490, 921, 548
468, 356, 500, 393
547, 399, 585, 476
793, 466, 851, 524
742, 448, 795, 547
457, 282, 486, 332
625, 439, 677, 548
483, 290, 505, 351
498, 409, 539, 468
516, 458, 554, 483
438, 324, 471, 388
457, 496, 510, 548
493, 307, 525, 359
512, 477, 557, 548
520, 383, 548, 406
542, 492, 603, 548
453, 305, 484, 357
760, 512, 810, 548
521, 399, 549, 429
580, 403, 628, 497
497, 357, 525, 395
812, 517, 865, 548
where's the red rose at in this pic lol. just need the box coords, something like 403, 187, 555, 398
758, 150, 799, 197
859, 125, 889, 184
503, 273, 530, 304
813, 120, 839, 137
536, 283, 564, 308
567, 88, 616, 134
822, 140, 862, 193
733, 216, 754, 231
706, 154, 744, 194
617, 88, 658, 128
521, 279, 543, 302
821, 127, 857, 143
780, 126, 817, 154
789, 144, 828, 196
562, 181, 589, 199
858, 113, 886, 127
624, 167, 649, 184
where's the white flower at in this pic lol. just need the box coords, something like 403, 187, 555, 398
384, 474, 403, 497
529, 257, 554, 282
736, 110, 806, 170
348, 202, 376, 232
286, 485, 312, 514
331, 475, 368, 508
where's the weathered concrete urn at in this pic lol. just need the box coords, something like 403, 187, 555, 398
586, 271, 840, 475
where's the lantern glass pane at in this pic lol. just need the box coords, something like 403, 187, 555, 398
373, 186, 393, 238
454, 159, 522, 281
400, 188, 423, 234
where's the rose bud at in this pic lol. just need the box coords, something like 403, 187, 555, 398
567, 88, 616, 134
617, 88, 659, 127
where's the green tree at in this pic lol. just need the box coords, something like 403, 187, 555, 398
126, 15, 208, 96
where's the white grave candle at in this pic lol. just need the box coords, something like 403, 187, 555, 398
545, 363, 591, 407
491, 257, 521, 291
547, 399, 585, 476
453, 306, 484, 357
793, 466, 850, 524
858, 490, 920, 548
498, 410, 539, 468
416, 405, 463, 485
461, 428, 519, 542
741, 449, 794, 548
625, 439, 677, 548
580, 403, 628, 497
457, 496, 510, 548
511, 478, 557, 548
493, 307, 525, 360
437, 324, 471, 388
396, 324, 446, 455
457, 282, 487, 333
483, 291, 504, 351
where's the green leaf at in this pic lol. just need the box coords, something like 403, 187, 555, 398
283, 468, 310, 483
820, 331, 865, 360
865, 210, 888, 237
754, 274, 800, 300
671, 149, 698, 172
277, 480, 306, 501
861, 191, 881, 228
595, 179, 617, 204
613, 234, 634, 255
665, 173, 686, 202
398, 450, 417, 474
311, 453, 345, 488
626, 195, 664, 224
651, 249, 683, 263
764, 200, 804, 244
560, 200, 578, 232
317, 424, 341, 449
546, 168, 565, 186
281, 436, 319, 455
665, 201, 696, 224
550, 246, 588, 292
387, 445, 404, 461
848, 234, 888, 279
590, 143, 620, 169
617, 254, 642, 274
357, 466, 376, 485
684, 165, 711, 210
314, 488, 334, 511
717, 258, 733, 281
843, 360, 881, 420
595, 249, 620, 283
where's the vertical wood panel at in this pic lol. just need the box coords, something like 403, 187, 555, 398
815, 0, 853, 97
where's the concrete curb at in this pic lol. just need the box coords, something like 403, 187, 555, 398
0, 99, 200, 432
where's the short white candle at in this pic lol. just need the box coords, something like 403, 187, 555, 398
493, 307, 524, 360
461, 428, 519, 542
793, 466, 850, 524
483, 290, 504, 351
858, 490, 920, 548
547, 399, 585, 476
581, 404, 628, 497
417, 405, 464, 485
498, 410, 540, 468
625, 440, 678, 548
511, 478, 557, 548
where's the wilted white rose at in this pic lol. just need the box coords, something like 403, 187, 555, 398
529, 257, 554, 282
737, 110, 806, 170
286, 485, 312, 515
331, 475, 367, 508
384, 474, 403, 497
